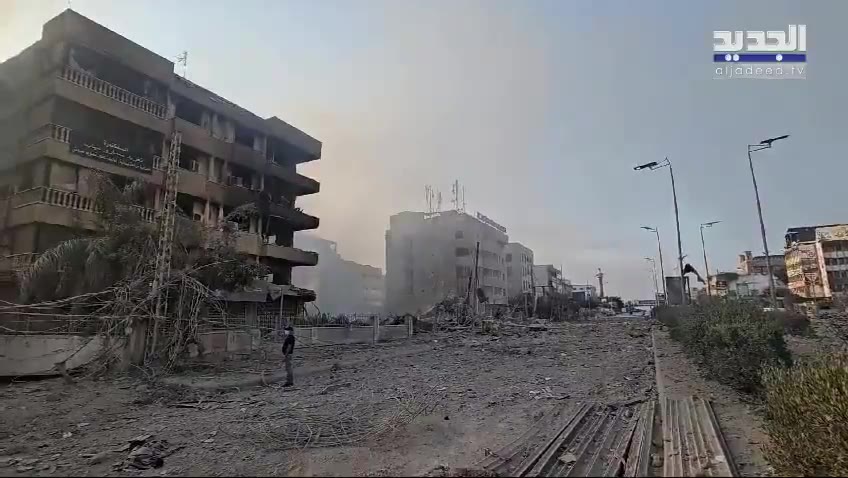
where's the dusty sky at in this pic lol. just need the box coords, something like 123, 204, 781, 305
3, 0, 846, 299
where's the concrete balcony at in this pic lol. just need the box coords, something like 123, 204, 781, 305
173, 119, 319, 195
268, 202, 320, 231
26, 124, 160, 183
175, 119, 234, 160
59, 66, 167, 119
264, 242, 318, 265
5, 186, 156, 229
207, 229, 317, 266
47, 69, 169, 135
268, 162, 320, 195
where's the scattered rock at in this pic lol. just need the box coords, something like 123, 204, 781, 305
61, 432, 73, 439
84, 451, 115, 465
319, 382, 352, 395
135, 385, 149, 393
558, 452, 577, 464
651, 452, 663, 467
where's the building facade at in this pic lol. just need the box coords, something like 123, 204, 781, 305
571, 284, 597, 303
785, 224, 848, 302
533, 264, 571, 297
505, 242, 534, 298
385, 210, 508, 314
0, 10, 321, 300
292, 233, 385, 315
737, 250, 787, 282
709, 271, 786, 299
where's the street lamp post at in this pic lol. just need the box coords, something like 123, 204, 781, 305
748, 135, 789, 309
641, 226, 667, 304
645, 257, 659, 303
699, 221, 721, 296
635, 158, 686, 305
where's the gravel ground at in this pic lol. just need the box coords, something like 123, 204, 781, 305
652, 328, 771, 477
0, 318, 654, 477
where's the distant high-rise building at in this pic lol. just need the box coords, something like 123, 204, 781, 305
505, 242, 534, 298
385, 210, 508, 314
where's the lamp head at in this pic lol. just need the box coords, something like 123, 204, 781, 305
634, 161, 659, 171
759, 135, 789, 146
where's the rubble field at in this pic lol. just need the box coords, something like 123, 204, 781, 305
0, 318, 654, 477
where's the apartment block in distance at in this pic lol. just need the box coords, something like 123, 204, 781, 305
533, 264, 571, 297
0, 10, 321, 302
785, 224, 848, 305
737, 250, 787, 282
504, 242, 534, 298
385, 210, 508, 314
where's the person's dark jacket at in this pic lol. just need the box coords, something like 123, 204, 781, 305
282, 334, 295, 356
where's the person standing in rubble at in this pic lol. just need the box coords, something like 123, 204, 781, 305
282, 326, 295, 387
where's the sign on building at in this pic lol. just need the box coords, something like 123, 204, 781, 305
816, 225, 848, 241
69, 131, 154, 173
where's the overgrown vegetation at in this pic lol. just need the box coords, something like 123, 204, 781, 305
763, 353, 848, 476
657, 300, 792, 394
19, 174, 268, 303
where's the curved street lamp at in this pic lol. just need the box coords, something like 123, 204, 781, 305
748, 135, 789, 308
635, 158, 685, 305
699, 221, 721, 296
641, 226, 667, 304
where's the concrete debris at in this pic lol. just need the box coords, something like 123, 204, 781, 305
319, 382, 352, 395
558, 452, 577, 464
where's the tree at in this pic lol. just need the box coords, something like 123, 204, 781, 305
19, 174, 267, 303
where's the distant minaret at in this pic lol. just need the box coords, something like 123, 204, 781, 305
596, 268, 605, 298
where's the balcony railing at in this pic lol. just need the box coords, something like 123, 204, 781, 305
28, 124, 71, 145
59, 66, 167, 119
12, 187, 156, 223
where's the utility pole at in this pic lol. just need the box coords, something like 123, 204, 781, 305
151, 129, 182, 355
472, 241, 480, 315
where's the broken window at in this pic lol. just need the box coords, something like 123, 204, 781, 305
234, 123, 254, 148
174, 96, 204, 127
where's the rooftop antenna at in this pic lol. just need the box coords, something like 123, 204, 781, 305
176, 51, 188, 78
462, 186, 466, 213
451, 180, 459, 211
436, 190, 443, 213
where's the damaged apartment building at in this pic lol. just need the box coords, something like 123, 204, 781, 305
0, 10, 321, 318
385, 210, 510, 314
785, 224, 848, 308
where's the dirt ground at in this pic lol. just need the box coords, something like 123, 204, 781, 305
0, 318, 655, 477
652, 328, 771, 477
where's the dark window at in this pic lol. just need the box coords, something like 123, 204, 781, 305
506, 253, 512, 262
455, 230, 464, 239
455, 247, 470, 257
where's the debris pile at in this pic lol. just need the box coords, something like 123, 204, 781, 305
236, 385, 443, 449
